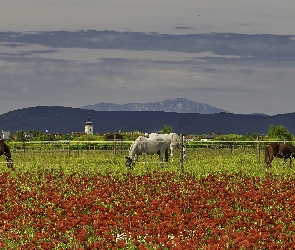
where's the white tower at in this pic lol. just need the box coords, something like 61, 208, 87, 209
85, 113, 93, 135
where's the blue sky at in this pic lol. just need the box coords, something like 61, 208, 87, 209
0, 1, 295, 115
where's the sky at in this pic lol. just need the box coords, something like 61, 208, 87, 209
1, 0, 295, 115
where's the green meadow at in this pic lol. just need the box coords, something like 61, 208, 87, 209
2, 147, 295, 178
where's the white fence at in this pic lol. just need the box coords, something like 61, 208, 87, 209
3, 140, 293, 170
7, 139, 292, 160
8, 139, 292, 151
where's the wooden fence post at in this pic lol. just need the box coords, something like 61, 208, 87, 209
77, 137, 80, 156
179, 134, 184, 173
23, 140, 26, 155
230, 142, 235, 154
68, 141, 70, 157
113, 134, 116, 160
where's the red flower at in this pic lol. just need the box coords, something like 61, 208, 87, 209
134, 240, 140, 246
117, 239, 126, 248
75, 228, 87, 241
138, 244, 148, 250
145, 235, 153, 242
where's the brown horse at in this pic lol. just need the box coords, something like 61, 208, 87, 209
0, 140, 13, 168
264, 142, 295, 167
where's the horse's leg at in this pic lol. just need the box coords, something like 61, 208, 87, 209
267, 156, 273, 168
264, 148, 272, 167
269, 156, 275, 167
264, 149, 268, 167
159, 150, 162, 162
6, 157, 11, 168
158, 150, 164, 167
133, 155, 138, 168
165, 148, 169, 162
5, 153, 13, 168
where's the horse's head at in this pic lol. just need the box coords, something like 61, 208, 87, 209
125, 156, 134, 169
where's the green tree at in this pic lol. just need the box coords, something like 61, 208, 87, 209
8, 131, 15, 140
161, 125, 173, 134
122, 132, 144, 141
215, 134, 243, 141
15, 130, 26, 141
266, 125, 293, 140
79, 134, 103, 141
30, 133, 56, 141
104, 132, 124, 141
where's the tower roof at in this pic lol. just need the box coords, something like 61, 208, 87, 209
86, 113, 92, 125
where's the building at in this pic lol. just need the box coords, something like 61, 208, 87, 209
1, 130, 10, 140
184, 135, 196, 141
85, 113, 94, 135
200, 133, 218, 142
71, 132, 86, 136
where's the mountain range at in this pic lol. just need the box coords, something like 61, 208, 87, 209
81, 98, 228, 114
1, 105, 295, 135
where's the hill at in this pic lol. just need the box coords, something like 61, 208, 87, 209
81, 98, 228, 114
1, 106, 295, 135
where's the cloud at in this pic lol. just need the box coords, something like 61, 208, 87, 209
1, 30, 295, 115
1, 0, 295, 36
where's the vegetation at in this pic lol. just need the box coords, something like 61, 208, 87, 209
266, 124, 293, 141
1, 148, 295, 249
2, 147, 292, 177
9, 131, 144, 142
1, 124, 295, 248
161, 125, 173, 134
7, 124, 294, 143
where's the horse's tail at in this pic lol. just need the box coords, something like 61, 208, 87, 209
264, 145, 271, 167
289, 143, 295, 158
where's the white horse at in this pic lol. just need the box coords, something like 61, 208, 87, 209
148, 133, 186, 161
125, 136, 169, 168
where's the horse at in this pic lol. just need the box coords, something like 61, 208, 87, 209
0, 140, 13, 168
148, 133, 186, 161
125, 136, 169, 168
264, 142, 295, 167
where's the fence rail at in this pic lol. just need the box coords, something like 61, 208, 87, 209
6, 139, 293, 154
3, 140, 293, 168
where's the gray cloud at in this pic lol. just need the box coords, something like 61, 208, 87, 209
1, 1, 295, 35
0, 31, 295, 115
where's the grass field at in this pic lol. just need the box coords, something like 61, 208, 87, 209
1, 148, 295, 249
2, 147, 295, 177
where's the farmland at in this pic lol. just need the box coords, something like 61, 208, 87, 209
1, 147, 295, 249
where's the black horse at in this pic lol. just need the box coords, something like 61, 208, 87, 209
0, 140, 13, 168
264, 142, 295, 167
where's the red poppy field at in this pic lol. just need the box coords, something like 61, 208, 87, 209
1, 169, 295, 249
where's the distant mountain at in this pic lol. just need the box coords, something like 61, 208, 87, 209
81, 98, 228, 114
1, 106, 295, 135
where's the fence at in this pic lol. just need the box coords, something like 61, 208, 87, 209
3, 139, 294, 171
7, 139, 291, 149
8, 140, 131, 156
7, 139, 292, 158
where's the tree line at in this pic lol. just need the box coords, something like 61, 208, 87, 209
7, 124, 293, 142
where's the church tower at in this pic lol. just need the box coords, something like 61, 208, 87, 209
85, 113, 94, 135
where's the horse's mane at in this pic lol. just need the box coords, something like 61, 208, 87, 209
128, 136, 144, 155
